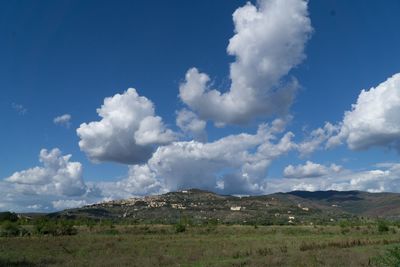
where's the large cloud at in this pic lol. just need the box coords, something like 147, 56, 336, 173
77, 88, 176, 164
6, 148, 87, 196
328, 73, 400, 151
179, 0, 312, 125
109, 120, 296, 195
1, 148, 106, 212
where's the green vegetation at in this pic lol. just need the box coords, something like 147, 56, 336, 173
34, 218, 78, 236
0, 212, 18, 222
1, 219, 400, 266
0, 212, 29, 237
0, 221, 26, 237
372, 245, 400, 267
378, 220, 390, 233
174, 222, 186, 233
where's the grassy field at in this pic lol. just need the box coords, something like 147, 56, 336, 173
1, 224, 399, 267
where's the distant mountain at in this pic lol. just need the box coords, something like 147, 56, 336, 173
50, 189, 400, 224
286, 190, 400, 218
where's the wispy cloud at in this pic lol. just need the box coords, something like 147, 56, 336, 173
54, 114, 72, 128
12, 103, 27, 115
283, 161, 342, 178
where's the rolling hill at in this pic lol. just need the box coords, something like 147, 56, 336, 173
50, 189, 400, 224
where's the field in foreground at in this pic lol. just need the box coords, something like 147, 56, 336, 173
1, 224, 400, 267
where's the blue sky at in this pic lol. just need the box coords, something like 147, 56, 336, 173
1, 0, 400, 211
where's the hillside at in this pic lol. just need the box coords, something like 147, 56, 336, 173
50, 189, 400, 224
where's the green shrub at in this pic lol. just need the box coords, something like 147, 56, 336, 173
58, 220, 78, 235
0, 212, 18, 222
207, 218, 219, 226
34, 219, 77, 236
0, 221, 27, 237
175, 222, 186, 233
378, 221, 389, 233
339, 220, 349, 228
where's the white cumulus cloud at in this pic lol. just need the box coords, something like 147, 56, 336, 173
328, 73, 400, 151
179, 0, 312, 125
0, 149, 109, 212
5, 148, 87, 197
77, 88, 176, 164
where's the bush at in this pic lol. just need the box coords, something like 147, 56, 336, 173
35, 219, 77, 236
0, 212, 18, 222
175, 222, 186, 233
58, 220, 78, 235
207, 218, 219, 226
378, 221, 390, 233
339, 220, 349, 228
0, 221, 27, 237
